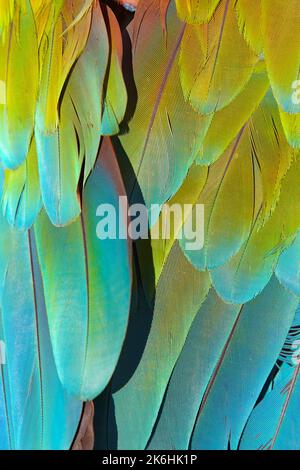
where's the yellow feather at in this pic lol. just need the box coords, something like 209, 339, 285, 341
2, 137, 41, 229
149, 163, 208, 285
262, 0, 300, 114
0, 0, 15, 38
197, 62, 269, 165
235, 0, 263, 55
179, 0, 259, 114
175, 0, 220, 24
0, 0, 39, 169
280, 110, 300, 149
36, 0, 92, 132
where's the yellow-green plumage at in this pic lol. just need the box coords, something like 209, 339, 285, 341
0, 0, 300, 451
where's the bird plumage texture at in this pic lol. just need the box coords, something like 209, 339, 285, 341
0, 0, 299, 450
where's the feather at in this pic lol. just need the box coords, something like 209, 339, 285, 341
180, 91, 292, 273
190, 277, 299, 450
159, 0, 170, 34
262, 0, 300, 114
2, 138, 42, 230
148, 163, 208, 285
34, 138, 132, 400
240, 305, 300, 450
1, 0, 300, 452
0, 209, 11, 299
35, 0, 110, 227
240, 363, 300, 450
175, 0, 220, 24
31, 0, 57, 44
235, 0, 263, 55
0, 215, 82, 450
35, 3, 125, 226
35, 92, 83, 227
148, 288, 241, 450
68, 1, 109, 182
181, 126, 256, 271
34, 1, 92, 225
211, 153, 300, 304
36, 0, 91, 133
0, 0, 38, 169
110, 242, 210, 450
179, 0, 259, 114
276, 231, 300, 296
100, 6, 127, 135
63, 0, 94, 32
0, 0, 15, 36
279, 110, 300, 149
197, 63, 269, 165
119, 0, 211, 212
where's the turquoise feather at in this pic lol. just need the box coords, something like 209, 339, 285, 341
34, 138, 132, 400
110, 242, 210, 450
148, 289, 241, 450
190, 277, 299, 449
0, 216, 82, 450
35, 93, 84, 227
35, 1, 107, 227
67, 1, 109, 183
276, 232, 300, 296
2, 139, 42, 230
240, 304, 300, 450
240, 363, 300, 450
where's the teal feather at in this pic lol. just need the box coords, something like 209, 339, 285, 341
148, 289, 241, 450
2, 140, 42, 230
110, 242, 210, 450
67, 1, 110, 183
210, 156, 300, 304
35, 93, 83, 227
190, 277, 299, 450
34, 138, 132, 400
0, 216, 82, 450
276, 232, 300, 296
240, 304, 300, 450
35, 1, 107, 227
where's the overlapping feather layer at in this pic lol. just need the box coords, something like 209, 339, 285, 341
102, 0, 300, 450
0, 0, 299, 451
